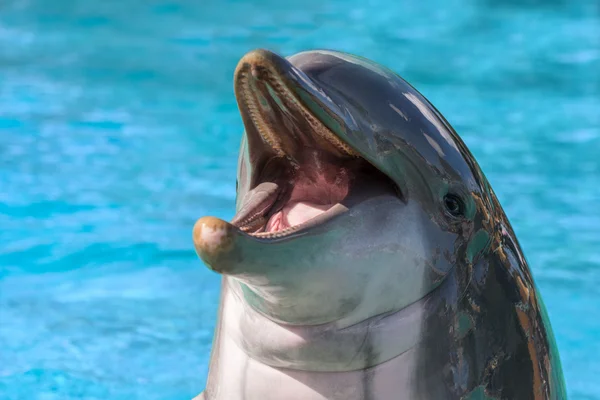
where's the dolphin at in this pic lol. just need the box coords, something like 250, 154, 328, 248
192, 49, 566, 400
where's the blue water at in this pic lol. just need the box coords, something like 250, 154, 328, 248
0, 0, 598, 399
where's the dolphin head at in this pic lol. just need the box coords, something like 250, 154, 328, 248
193, 49, 494, 327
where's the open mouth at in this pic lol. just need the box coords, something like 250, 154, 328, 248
230, 51, 397, 239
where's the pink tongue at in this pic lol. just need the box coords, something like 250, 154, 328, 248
266, 202, 332, 232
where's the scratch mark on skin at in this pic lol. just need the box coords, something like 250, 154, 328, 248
346, 326, 370, 368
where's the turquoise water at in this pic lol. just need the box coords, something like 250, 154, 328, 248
0, 0, 598, 399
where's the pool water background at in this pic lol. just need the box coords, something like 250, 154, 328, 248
0, 0, 598, 399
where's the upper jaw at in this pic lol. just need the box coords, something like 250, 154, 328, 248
233, 49, 357, 165
231, 50, 359, 238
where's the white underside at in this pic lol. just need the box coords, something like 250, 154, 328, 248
203, 332, 419, 400
201, 278, 428, 400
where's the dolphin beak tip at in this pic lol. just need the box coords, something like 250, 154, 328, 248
193, 216, 236, 273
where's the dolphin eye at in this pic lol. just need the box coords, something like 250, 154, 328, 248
444, 194, 465, 217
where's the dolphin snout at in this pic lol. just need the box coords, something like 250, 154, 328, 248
193, 215, 282, 278
193, 216, 237, 273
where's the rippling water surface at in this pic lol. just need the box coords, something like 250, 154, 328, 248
0, 0, 598, 399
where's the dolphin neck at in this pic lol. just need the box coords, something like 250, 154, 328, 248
220, 276, 428, 372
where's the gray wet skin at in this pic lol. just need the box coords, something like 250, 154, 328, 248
192, 50, 567, 400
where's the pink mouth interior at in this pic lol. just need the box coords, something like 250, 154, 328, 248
266, 201, 333, 232
231, 152, 395, 236
264, 160, 353, 233
240, 157, 351, 232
